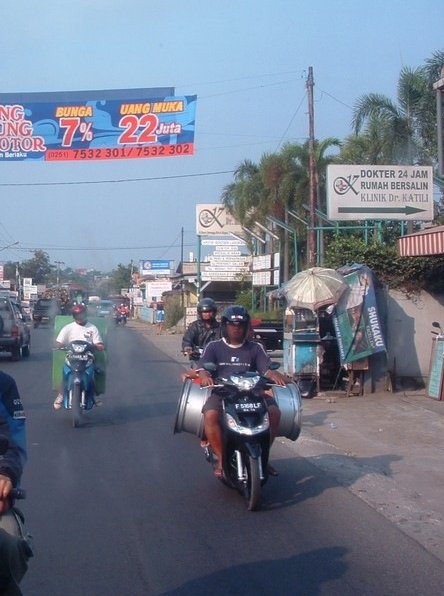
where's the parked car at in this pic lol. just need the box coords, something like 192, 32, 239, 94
0, 297, 31, 360
96, 300, 114, 317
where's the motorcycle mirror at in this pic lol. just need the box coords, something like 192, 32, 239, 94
432, 321, 441, 329
203, 362, 217, 373
0, 435, 9, 455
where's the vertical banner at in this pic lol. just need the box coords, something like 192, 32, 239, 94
333, 265, 386, 364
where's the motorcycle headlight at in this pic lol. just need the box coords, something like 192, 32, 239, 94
230, 374, 261, 391
225, 412, 270, 435
71, 343, 86, 354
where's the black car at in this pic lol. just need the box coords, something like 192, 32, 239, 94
32, 298, 60, 328
0, 297, 31, 360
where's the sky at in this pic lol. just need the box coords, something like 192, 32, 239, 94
0, 0, 442, 274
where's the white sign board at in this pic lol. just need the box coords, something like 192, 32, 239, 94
327, 165, 434, 221
145, 280, 172, 301
252, 254, 271, 271
196, 204, 243, 235
253, 271, 271, 286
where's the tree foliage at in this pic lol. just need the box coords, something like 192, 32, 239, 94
109, 263, 132, 294
19, 250, 53, 283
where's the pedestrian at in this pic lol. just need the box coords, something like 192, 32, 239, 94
156, 306, 165, 335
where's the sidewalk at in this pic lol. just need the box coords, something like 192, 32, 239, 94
131, 320, 444, 562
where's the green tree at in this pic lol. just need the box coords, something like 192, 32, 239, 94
352, 65, 435, 164
110, 263, 132, 294
20, 250, 52, 284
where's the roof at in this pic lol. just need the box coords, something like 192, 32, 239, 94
397, 225, 444, 257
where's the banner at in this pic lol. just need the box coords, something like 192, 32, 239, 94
332, 264, 386, 364
0, 88, 196, 162
139, 260, 171, 276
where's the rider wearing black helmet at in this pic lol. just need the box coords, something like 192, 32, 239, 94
196, 305, 287, 478
182, 298, 221, 363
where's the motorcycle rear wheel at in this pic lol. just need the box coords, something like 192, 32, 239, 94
245, 455, 261, 511
71, 385, 82, 428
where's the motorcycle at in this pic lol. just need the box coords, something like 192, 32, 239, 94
114, 311, 127, 326
183, 347, 203, 366
0, 435, 31, 555
60, 340, 98, 428
174, 363, 302, 511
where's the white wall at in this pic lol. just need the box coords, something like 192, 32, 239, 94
386, 289, 444, 385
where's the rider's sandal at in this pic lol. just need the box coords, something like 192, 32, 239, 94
214, 467, 224, 479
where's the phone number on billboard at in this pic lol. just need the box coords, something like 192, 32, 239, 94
45, 143, 194, 162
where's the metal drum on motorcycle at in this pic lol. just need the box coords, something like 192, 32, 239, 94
173, 379, 211, 437
272, 382, 302, 441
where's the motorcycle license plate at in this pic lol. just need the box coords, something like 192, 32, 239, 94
235, 402, 262, 412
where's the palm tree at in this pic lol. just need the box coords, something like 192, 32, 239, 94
352, 65, 433, 165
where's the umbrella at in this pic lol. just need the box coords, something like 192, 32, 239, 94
282, 267, 348, 311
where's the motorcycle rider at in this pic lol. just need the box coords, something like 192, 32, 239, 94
53, 304, 105, 410
182, 298, 221, 362
114, 303, 129, 324
196, 305, 287, 478
0, 370, 32, 594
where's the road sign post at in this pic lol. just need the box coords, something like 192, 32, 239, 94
327, 165, 434, 221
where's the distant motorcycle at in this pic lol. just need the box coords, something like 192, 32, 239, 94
59, 340, 98, 428
114, 311, 127, 326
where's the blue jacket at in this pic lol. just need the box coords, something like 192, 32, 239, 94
0, 371, 26, 487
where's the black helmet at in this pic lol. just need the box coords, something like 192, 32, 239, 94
197, 298, 217, 319
72, 303, 87, 323
221, 305, 250, 341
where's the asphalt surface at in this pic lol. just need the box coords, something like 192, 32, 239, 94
139, 320, 444, 563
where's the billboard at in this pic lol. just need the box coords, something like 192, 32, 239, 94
139, 260, 171, 277
0, 88, 196, 162
332, 265, 386, 364
327, 164, 434, 221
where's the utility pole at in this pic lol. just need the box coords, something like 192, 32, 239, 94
54, 260, 64, 286
307, 66, 317, 267
180, 226, 184, 307
433, 66, 444, 178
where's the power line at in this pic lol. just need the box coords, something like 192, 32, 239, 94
0, 169, 235, 188
14, 242, 196, 252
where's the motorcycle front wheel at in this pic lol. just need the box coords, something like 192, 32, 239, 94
71, 385, 82, 428
244, 455, 261, 511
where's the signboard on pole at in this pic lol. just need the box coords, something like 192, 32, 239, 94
196, 205, 243, 235
139, 260, 171, 277
0, 88, 196, 162
327, 165, 434, 221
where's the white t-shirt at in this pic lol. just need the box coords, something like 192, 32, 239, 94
56, 321, 103, 346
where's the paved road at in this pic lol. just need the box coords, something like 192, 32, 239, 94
4, 321, 443, 595
141, 321, 444, 564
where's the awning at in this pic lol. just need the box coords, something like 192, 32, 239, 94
397, 225, 444, 256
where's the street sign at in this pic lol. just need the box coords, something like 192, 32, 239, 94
196, 205, 243, 235
327, 165, 434, 221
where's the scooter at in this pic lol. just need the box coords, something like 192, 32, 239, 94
0, 435, 31, 554
201, 363, 278, 511
114, 311, 127, 326
60, 340, 97, 428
